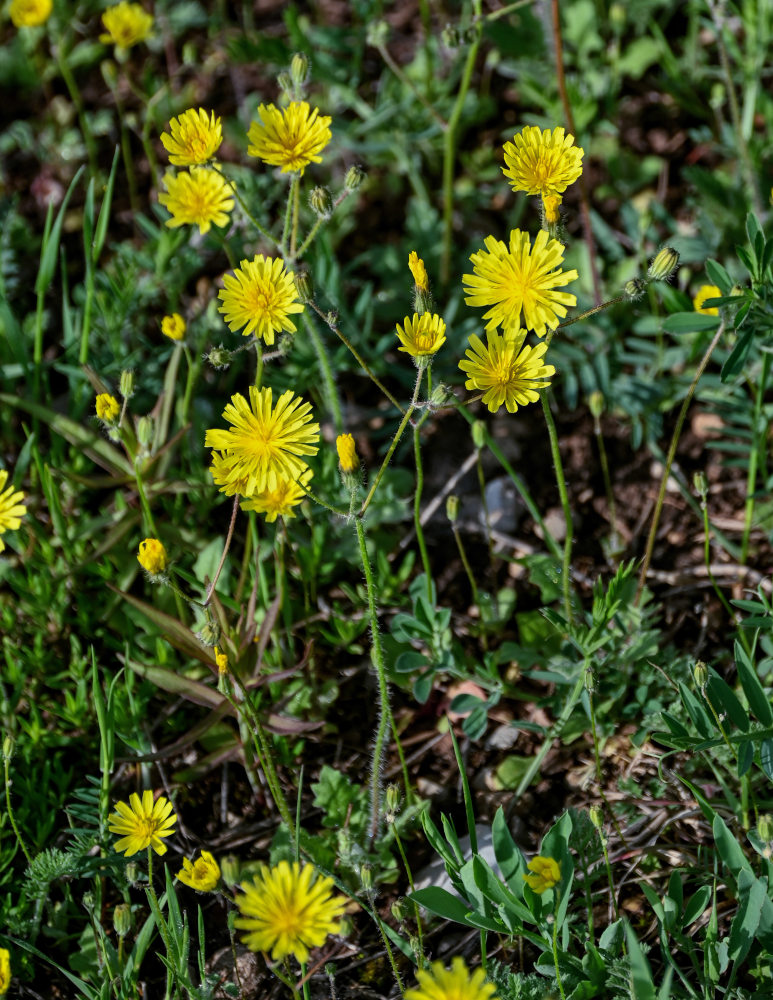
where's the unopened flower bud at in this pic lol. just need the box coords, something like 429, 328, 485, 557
290, 52, 309, 88
609, 2, 626, 30
441, 24, 460, 47
589, 804, 604, 830
588, 390, 604, 420
310, 186, 333, 218
125, 862, 139, 885
391, 897, 410, 922
325, 310, 339, 329
623, 278, 647, 301
137, 538, 168, 576
206, 346, 232, 371
693, 661, 709, 690
446, 495, 459, 523
113, 903, 132, 938
758, 815, 773, 843
294, 270, 313, 303
345, 165, 365, 191
429, 383, 452, 408
136, 415, 153, 449
408, 251, 429, 293
471, 420, 486, 450
385, 784, 401, 816
336, 433, 359, 474
220, 855, 240, 888
197, 620, 221, 648
96, 393, 120, 425
693, 471, 707, 499
360, 863, 373, 892
119, 370, 135, 399
648, 247, 680, 282
161, 313, 186, 341
3, 736, 14, 760
276, 71, 292, 96
366, 20, 389, 47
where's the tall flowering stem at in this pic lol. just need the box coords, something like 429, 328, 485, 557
540, 389, 573, 624
360, 370, 423, 516
413, 411, 433, 603
302, 314, 343, 431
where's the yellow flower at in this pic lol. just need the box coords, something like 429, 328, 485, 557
108, 790, 177, 857
542, 193, 562, 225
246, 101, 332, 174
137, 538, 168, 575
218, 255, 304, 345
214, 647, 228, 673
161, 313, 186, 340
10, 0, 51, 27
160, 108, 223, 166
336, 433, 358, 473
523, 855, 561, 894
99, 1, 153, 48
205, 387, 319, 497
693, 284, 722, 316
240, 468, 312, 522
404, 956, 497, 1000
234, 860, 346, 962
503, 125, 584, 197
177, 851, 221, 892
0, 948, 9, 995
463, 229, 578, 338
0, 469, 25, 555
459, 329, 555, 414
396, 313, 446, 359
96, 392, 121, 424
209, 451, 251, 497
408, 251, 429, 292
158, 168, 234, 235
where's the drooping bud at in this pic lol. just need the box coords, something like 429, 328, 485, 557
310, 186, 333, 218
345, 164, 365, 191
648, 247, 680, 282
429, 382, 452, 408
197, 620, 221, 648
623, 278, 647, 301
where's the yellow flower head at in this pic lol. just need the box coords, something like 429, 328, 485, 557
160, 108, 223, 167
218, 255, 304, 345
96, 392, 121, 424
99, 1, 153, 48
396, 313, 447, 359
336, 433, 358, 474
177, 851, 221, 892
503, 126, 584, 197
0, 947, 9, 995
240, 468, 312, 522
408, 251, 429, 292
158, 168, 234, 235
234, 860, 346, 962
542, 193, 562, 225
161, 313, 186, 340
108, 790, 177, 856
523, 854, 561, 894
205, 387, 319, 497
209, 451, 251, 497
137, 537, 168, 575
463, 228, 578, 338
10, 0, 51, 27
459, 329, 555, 415
246, 101, 332, 175
693, 284, 722, 316
404, 956, 497, 1000
0, 469, 25, 555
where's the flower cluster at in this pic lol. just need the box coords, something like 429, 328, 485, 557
458, 125, 583, 413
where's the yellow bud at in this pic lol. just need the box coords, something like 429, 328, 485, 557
161, 313, 186, 341
137, 538, 168, 576
336, 433, 359, 474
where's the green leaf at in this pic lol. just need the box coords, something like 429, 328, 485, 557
682, 886, 711, 927
734, 640, 773, 725
35, 166, 84, 296
410, 886, 475, 925
728, 868, 766, 963
625, 923, 656, 1000
721, 325, 754, 382
706, 671, 750, 731
662, 312, 720, 333
492, 806, 525, 889
705, 258, 733, 294
677, 682, 713, 739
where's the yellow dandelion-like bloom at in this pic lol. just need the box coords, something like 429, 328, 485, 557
463, 228, 578, 338
0, 470, 24, 555
160, 108, 223, 167
177, 851, 221, 892
396, 313, 447, 359
218, 255, 304, 345
161, 313, 186, 340
336, 433, 358, 473
158, 168, 234, 236
246, 101, 332, 175
234, 860, 346, 962
210, 451, 251, 497
99, 1, 153, 48
408, 251, 429, 292
404, 956, 497, 1000
240, 468, 312, 523
96, 392, 120, 423
459, 329, 555, 415
137, 538, 168, 575
693, 284, 722, 316
523, 855, 561, 894
108, 790, 177, 857
214, 647, 229, 673
10, 0, 51, 27
503, 126, 584, 197
0, 948, 9, 995
205, 387, 319, 497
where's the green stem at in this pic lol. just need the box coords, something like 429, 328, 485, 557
452, 523, 480, 612
3, 747, 32, 865
392, 824, 425, 962
636, 322, 725, 603
441, 2, 482, 286
412, 398, 433, 602
360, 371, 422, 516
222, 173, 279, 248
203, 494, 239, 607
593, 412, 619, 551
741, 350, 770, 563
540, 390, 573, 624
290, 173, 301, 259
303, 313, 343, 431
355, 518, 393, 842
55, 42, 98, 175
558, 294, 626, 331
282, 174, 299, 253
145, 848, 173, 961
179, 345, 197, 429
134, 463, 157, 536
366, 886, 405, 993
552, 890, 566, 1000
